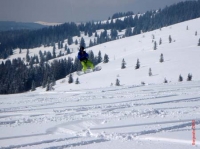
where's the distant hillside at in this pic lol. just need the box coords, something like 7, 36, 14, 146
1, 0, 200, 59
0, 21, 45, 31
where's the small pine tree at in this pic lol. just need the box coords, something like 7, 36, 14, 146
154, 41, 157, 50
135, 59, 140, 69
26, 49, 30, 62
164, 78, 168, 83
186, 26, 189, 30
179, 74, 183, 82
51, 76, 56, 86
64, 44, 67, 51
67, 48, 70, 54
75, 39, 78, 45
75, 78, 80, 84
80, 37, 86, 48
31, 80, 36, 91
68, 74, 73, 84
116, 78, 120, 86
19, 49, 22, 54
195, 31, 197, 36
52, 47, 56, 58
152, 34, 155, 39
160, 53, 164, 63
149, 68, 152, 76
198, 38, 200, 46
187, 73, 192, 81
95, 31, 98, 37
169, 35, 172, 43
97, 51, 102, 63
159, 38, 162, 45
121, 58, 126, 69
103, 54, 109, 63
89, 39, 93, 47
46, 77, 51, 91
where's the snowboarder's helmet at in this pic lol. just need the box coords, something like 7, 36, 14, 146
80, 46, 85, 51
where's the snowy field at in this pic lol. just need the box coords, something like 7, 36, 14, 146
0, 17, 200, 148
0, 81, 200, 148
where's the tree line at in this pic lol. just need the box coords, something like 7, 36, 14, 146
1, 0, 200, 59
0, 50, 105, 94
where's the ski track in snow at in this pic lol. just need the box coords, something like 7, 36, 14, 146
0, 82, 200, 148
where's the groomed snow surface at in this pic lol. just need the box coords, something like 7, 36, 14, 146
0, 18, 200, 148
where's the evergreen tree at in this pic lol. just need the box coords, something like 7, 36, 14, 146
195, 31, 197, 36
149, 68, 152, 76
116, 78, 120, 86
67, 48, 71, 54
154, 41, 157, 50
60, 41, 64, 49
31, 80, 36, 91
75, 39, 78, 45
179, 74, 183, 82
58, 41, 61, 49
93, 38, 97, 45
64, 44, 68, 51
160, 53, 164, 63
46, 51, 52, 61
68, 73, 73, 84
75, 78, 80, 84
164, 78, 168, 83
51, 75, 56, 86
80, 37, 86, 48
187, 73, 192, 81
125, 27, 132, 37
97, 51, 102, 63
89, 39, 94, 47
159, 38, 162, 45
19, 48, 22, 54
152, 34, 155, 39
46, 77, 51, 91
169, 35, 172, 43
68, 36, 73, 45
121, 58, 126, 69
57, 51, 62, 57
110, 29, 118, 40
135, 59, 140, 69
53, 44, 56, 51
186, 26, 188, 30
26, 49, 30, 62
88, 29, 93, 37
35, 55, 39, 63
95, 31, 98, 37
198, 38, 200, 46
52, 48, 56, 58
73, 57, 82, 71
103, 54, 109, 63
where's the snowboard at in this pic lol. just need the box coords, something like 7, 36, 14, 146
76, 66, 102, 76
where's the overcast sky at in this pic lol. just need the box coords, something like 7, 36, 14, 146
0, 0, 191, 23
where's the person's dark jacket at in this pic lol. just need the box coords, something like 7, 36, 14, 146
78, 51, 89, 61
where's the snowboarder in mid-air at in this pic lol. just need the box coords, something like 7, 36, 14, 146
78, 46, 94, 73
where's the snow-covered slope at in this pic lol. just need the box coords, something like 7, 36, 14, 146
37, 17, 200, 92
0, 18, 200, 149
